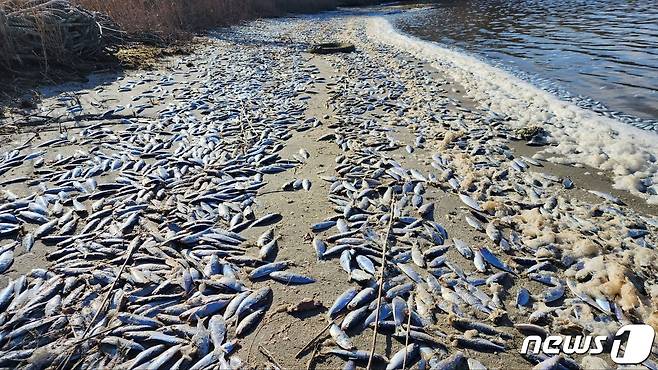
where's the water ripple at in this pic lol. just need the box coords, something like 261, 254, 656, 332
395, 0, 658, 129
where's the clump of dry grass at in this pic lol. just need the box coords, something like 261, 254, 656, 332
115, 43, 194, 70
0, 0, 120, 73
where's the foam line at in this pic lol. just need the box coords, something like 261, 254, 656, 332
367, 17, 658, 204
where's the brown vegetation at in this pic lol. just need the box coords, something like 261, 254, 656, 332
0, 0, 343, 75
71, 0, 340, 39
114, 43, 194, 70
0, 0, 389, 98
0, 0, 123, 76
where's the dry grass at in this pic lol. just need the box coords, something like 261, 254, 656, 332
0, 0, 385, 83
0, 0, 340, 69
0, 0, 387, 107
71, 0, 339, 40
115, 43, 194, 70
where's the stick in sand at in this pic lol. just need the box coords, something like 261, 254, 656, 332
295, 311, 347, 359
57, 237, 140, 370
402, 292, 414, 370
366, 197, 397, 370
307, 342, 321, 370
259, 345, 284, 369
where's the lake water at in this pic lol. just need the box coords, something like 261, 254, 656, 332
395, 0, 658, 128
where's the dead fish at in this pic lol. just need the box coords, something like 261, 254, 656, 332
543, 283, 565, 303
341, 305, 370, 331
514, 323, 549, 338
459, 193, 482, 212
251, 213, 282, 228
311, 220, 337, 232
453, 239, 473, 259
473, 249, 487, 272
100, 336, 145, 354
386, 343, 419, 370
532, 355, 562, 370
451, 336, 505, 352
355, 255, 375, 274
235, 287, 271, 319
392, 296, 407, 329
268, 271, 315, 284
465, 214, 484, 231
208, 315, 227, 349
411, 243, 426, 267
22, 233, 35, 252
259, 238, 278, 261
325, 349, 388, 364
0, 249, 13, 273
449, 317, 512, 339
236, 308, 265, 337
257, 229, 275, 247
34, 219, 57, 239
517, 288, 531, 308
431, 351, 465, 369
249, 261, 288, 280
347, 287, 376, 310
329, 287, 359, 318
329, 324, 354, 350
313, 237, 327, 260
485, 222, 502, 243
468, 358, 488, 370
479, 247, 513, 273
223, 291, 251, 320
588, 190, 623, 205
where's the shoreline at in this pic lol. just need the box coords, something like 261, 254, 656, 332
0, 9, 656, 369
392, 5, 658, 128
369, 17, 658, 206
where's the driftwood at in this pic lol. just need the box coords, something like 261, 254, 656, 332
308, 42, 355, 55
0, 0, 122, 72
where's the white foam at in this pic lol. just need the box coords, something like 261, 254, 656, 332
367, 17, 658, 204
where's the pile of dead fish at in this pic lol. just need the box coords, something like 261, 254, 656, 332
0, 29, 320, 369
305, 19, 658, 370
0, 10, 657, 370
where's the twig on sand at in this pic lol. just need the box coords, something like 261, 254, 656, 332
294, 312, 347, 359
21, 133, 38, 147
13, 112, 139, 127
307, 341, 321, 370
295, 320, 334, 359
366, 196, 397, 370
403, 292, 414, 370
247, 312, 283, 364
259, 345, 284, 369
57, 238, 140, 370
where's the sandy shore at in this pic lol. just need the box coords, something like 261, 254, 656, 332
0, 8, 657, 370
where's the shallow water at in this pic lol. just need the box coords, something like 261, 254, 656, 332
395, 0, 658, 126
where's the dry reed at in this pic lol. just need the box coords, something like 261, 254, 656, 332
70, 0, 340, 39
0, 0, 382, 76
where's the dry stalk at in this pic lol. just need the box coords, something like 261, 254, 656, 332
366, 195, 397, 370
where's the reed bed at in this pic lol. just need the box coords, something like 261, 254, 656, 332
0, 0, 396, 78
0, 0, 340, 74
71, 0, 342, 37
